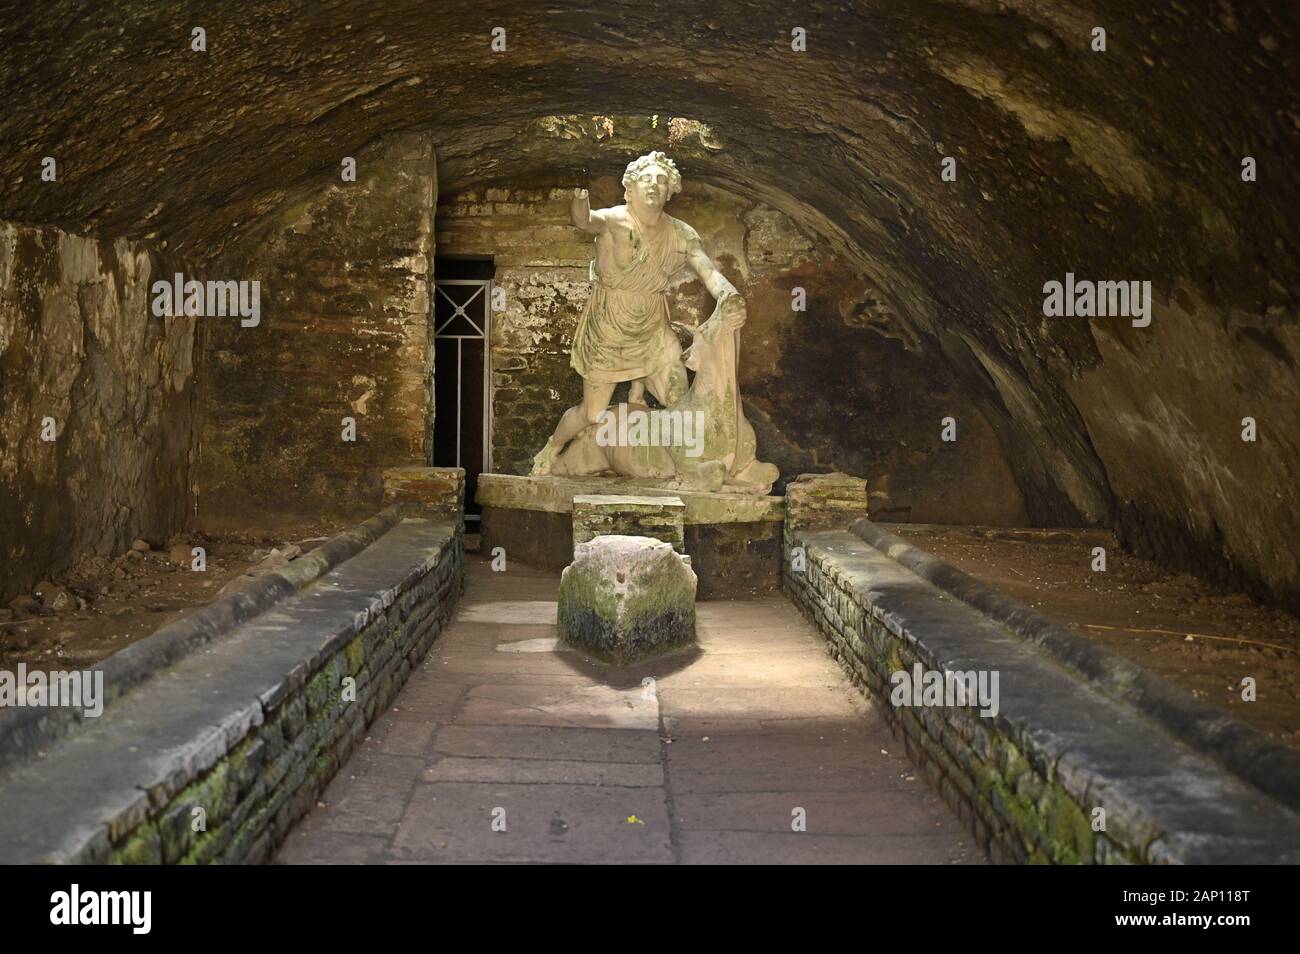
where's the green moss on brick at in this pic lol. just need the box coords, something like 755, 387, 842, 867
110, 821, 163, 864
996, 740, 1031, 789
345, 634, 366, 675
306, 656, 345, 718
1039, 782, 1096, 864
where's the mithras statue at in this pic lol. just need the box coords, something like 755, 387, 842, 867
530, 151, 778, 495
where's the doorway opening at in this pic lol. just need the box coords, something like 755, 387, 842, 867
432, 256, 494, 530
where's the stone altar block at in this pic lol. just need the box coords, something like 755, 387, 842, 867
557, 535, 697, 665
382, 466, 466, 521
572, 494, 686, 553
785, 472, 869, 534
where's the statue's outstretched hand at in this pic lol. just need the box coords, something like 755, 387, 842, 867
721, 294, 747, 331
571, 188, 593, 229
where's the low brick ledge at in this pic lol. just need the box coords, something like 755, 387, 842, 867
784, 527, 1300, 863
0, 506, 409, 772
0, 517, 463, 864
852, 518, 1300, 814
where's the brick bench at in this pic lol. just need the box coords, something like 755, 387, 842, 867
0, 518, 463, 864
783, 525, 1300, 863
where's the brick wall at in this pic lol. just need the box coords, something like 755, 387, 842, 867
784, 535, 1103, 863
435, 181, 590, 476
198, 131, 436, 526
134, 528, 461, 864
0, 519, 464, 864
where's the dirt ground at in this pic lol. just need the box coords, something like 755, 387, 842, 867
0, 520, 349, 674
890, 525, 1300, 749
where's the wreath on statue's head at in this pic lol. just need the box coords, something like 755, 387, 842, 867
622, 151, 683, 198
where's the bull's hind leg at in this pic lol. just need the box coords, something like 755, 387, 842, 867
672, 457, 727, 492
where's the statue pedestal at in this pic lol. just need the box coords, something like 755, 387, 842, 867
476, 473, 783, 599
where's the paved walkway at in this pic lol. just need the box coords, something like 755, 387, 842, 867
277, 555, 980, 864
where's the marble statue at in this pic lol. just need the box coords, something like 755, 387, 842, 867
530, 151, 778, 495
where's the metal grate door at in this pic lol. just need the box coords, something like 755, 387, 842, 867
432, 278, 492, 527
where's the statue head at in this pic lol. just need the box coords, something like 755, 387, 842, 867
622, 151, 682, 216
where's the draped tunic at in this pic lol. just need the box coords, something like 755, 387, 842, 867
570, 212, 692, 384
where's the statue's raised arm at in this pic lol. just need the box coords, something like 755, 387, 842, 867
570, 188, 608, 234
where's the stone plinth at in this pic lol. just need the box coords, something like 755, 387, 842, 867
383, 466, 466, 521
558, 535, 696, 665
573, 494, 686, 553
785, 472, 869, 534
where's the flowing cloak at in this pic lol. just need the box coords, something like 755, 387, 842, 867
570, 212, 691, 384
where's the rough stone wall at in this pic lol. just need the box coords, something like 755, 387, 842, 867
197, 132, 435, 526
437, 176, 1027, 524
0, 222, 197, 604
1067, 292, 1300, 619
382, 465, 466, 522
573, 496, 686, 553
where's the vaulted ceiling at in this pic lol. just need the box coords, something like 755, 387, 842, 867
2, 1, 1296, 606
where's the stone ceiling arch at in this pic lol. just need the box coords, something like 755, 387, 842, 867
2, 1, 1296, 607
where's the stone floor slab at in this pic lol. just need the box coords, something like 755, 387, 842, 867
305, 774, 417, 836
457, 601, 559, 624
657, 685, 866, 721
390, 781, 674, 864
671, 790, 958, 836
458, 682, 658, 730
677, 831, 973, 865
432, 724, 663, 764
663, 733, 917, 794
422, 756, 664, 787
